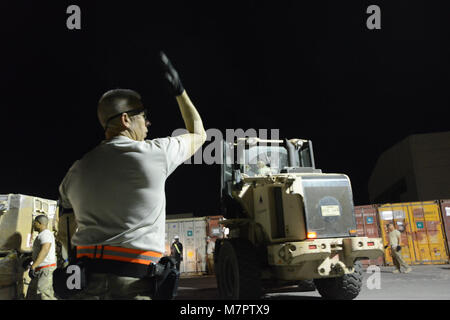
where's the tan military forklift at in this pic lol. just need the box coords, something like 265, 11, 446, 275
214, 137, 384, 300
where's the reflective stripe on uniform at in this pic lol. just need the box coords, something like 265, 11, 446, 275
173, 243, 181, 254
76, 245, 162, 265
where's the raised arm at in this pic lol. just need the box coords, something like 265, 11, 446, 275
160, 52, 207, 157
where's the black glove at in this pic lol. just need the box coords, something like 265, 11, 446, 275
22, 257, 33, 269
159, 51, 185, 96
396, 245, 401, 252
28, 268, 38, 279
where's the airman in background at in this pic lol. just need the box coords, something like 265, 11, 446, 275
386, 223, 412, 274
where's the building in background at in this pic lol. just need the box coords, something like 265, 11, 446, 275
368, 131, 450, 204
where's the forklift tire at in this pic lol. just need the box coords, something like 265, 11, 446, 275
313, 261, 363, 300
216, 238, 262, 299
297, 279, 316, 292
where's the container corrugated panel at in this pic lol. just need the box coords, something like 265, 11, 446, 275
0, 194, 58, 253
165, 217, 208, 275
407, 201, 448, 264
378, 203, 417, 266
378, 201, 449, 265
354, 205, 384, 267
440, 200, 450, 255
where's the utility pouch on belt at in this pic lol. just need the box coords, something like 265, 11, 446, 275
53, 202, 89, 299
53, 257, 89, 299
149, 256, 180, 300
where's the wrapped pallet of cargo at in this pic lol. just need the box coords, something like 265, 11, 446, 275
0, 194, 58, 253
0, 194, 59, 298
378, 201, 449, 265
354, 205, 385, 267
0, 250, 20, 299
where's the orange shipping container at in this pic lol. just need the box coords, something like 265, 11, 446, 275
354, 205, 384, 267
378, 201, 449, 266
206, 215, 225, 241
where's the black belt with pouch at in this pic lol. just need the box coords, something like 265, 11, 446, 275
53, 255, 180, 300
53, 204, 179, 299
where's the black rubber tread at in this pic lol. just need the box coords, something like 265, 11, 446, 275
313, 261, 363, 300
297, 279, 316, 292
216, 238, 262, 299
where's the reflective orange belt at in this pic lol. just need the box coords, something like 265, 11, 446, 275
36, 263, 56, 271
76, 245, 162, 265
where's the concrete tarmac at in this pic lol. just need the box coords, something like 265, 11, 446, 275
176, 265, 450, 300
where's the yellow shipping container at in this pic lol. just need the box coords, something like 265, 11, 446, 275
378, 201, 449, 265
378, 203, 415, 266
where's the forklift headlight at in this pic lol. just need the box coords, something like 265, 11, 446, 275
307, 232, 317, 239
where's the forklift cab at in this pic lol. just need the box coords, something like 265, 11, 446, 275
220, 137, 321, 217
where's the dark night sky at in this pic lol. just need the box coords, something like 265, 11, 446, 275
1, 1, 449, 215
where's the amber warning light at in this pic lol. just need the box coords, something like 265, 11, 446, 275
307, 232, 317, 239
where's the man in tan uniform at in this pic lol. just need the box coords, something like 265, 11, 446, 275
386, 223, 412, 274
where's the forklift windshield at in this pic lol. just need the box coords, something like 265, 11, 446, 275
242, 146, 289, 177
221, 138, 317, 200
